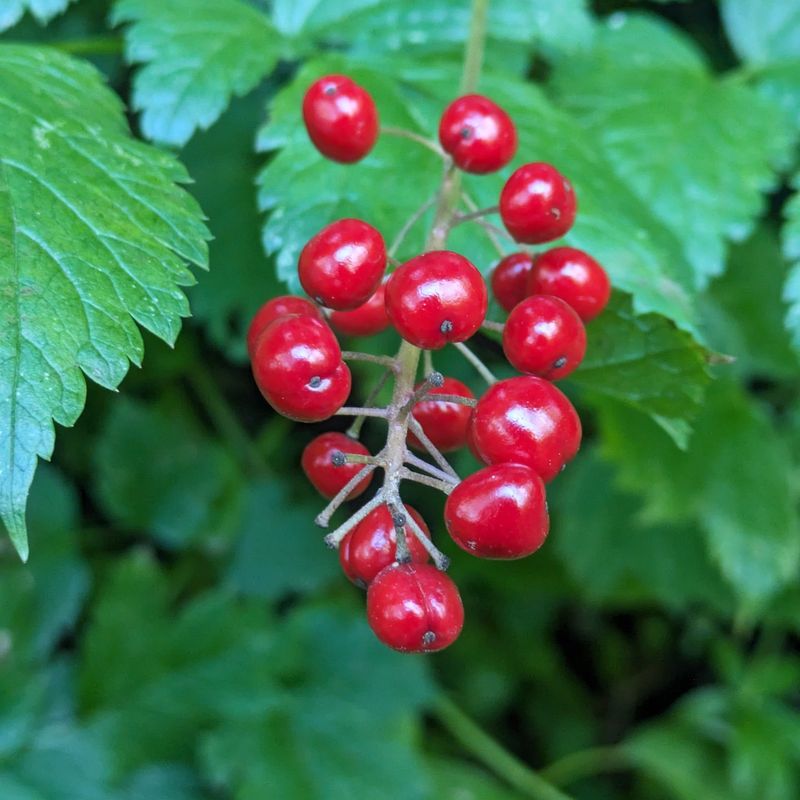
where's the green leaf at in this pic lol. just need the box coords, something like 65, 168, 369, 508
184, 90, 281, 361
92, 397, 243, 549
79, 553, 276, 773
226, 479, 340, 601
112, 0, 281, 146
0, 0, 74, 31
0, 44, 209, 560
570, 293, 710, 446
551, 449, 733, 613
783, 171, 800, 351
596, 385, 800, 607
551, 12, 794, 287
274, 0, 593, 60
258, 56, 699, 332
721, 0, 800, 126
702, 226, 800, 378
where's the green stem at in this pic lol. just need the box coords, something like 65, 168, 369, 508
540, 746, 631, 787
52, 36, 124, 56
188, 363, 267, 475
433, 696, 574, 800
460, 0, 489, 94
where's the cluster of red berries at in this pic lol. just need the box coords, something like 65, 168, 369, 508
248, 74, 610, 654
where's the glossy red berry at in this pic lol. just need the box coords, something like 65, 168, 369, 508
500, 163, 577, 244
503, 295, 586, 381
339, 505, 429, 587
528, 247, 611, 321
491, 252, 534, 313
367, 563, 464, 653
438, 94, 517, 174
301, 432, 373, 500
299, 218, 386, 311
408, 377, 475, 453
252, 315, 351, 422
445, 463, 549, 559
385, 251, 488, 349
469, 376, 581, 482
246, 295, 323, 357
329, 283, 390, 337
302, 74, 379, 163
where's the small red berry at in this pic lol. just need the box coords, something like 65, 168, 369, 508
367, 563, 464, 653
329, 283, 390, 337
528, 247, 611, 321
408, 377, 474, 453
302, 74, 379, 163
445, 463, 549, 559
299, 218, 386, 311
252, 315, 351, 422
247, 295, 323, 357
301, 432, 373, 500
339, 505, 430, 587
469, 376, 581, 482
438, 94, 517, 174
503, 295, 586, 381
491, 252, 534, 313
385, 251, 488, 349
500, 163, 577, 244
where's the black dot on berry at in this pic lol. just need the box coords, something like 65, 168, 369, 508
308, 376, 322, 388
331, 450, 346, 466
460, 126, 472, 139
551, 208, 561, 219
422, 631, 436, 646
392, 511, 407, 528
428, 371, 445, 388
440, 320, 454, 334
553, 356, 567, 369
323, 85, 336, 96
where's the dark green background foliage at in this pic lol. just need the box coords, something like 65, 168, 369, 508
0, 0, 799, 797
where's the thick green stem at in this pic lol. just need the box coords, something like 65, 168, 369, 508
540, 746, 631, 787
460, 0, 490, 94
433, 696, 574, 800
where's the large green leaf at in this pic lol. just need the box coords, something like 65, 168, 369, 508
258, 56, 699, 332
596, 385, 800, 608
570, 293, 710, 447
0, 45, 209, 560
702, 226, 800, 378
112, 0, 281, 146
92, 397, 243, 550
551, 13, 794, 287
0, 0, 74, 31
226, 479, 340, 601
721, 0, 800, 126
783, 171, 800, 351
551, 449, 732, 613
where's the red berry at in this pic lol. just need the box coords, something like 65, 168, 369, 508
491, 252, 534, 313
247, 295, 322, 357
339, 505, 430, 587
367, 563, 464, 653
528, 247, 611, 321
329, 283, 390, 337
503, 295, 586, 381
499, 163, 577, 244
469, 376, 581, 482
302, 74, 379, 163
252, 315, 351, 422
299, 218, 386, 311
445, 463, 549, 559
408, 377, 474, 453
438, 94, 517, 174
301, 432, 373, 500
385, 251, 488, 349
